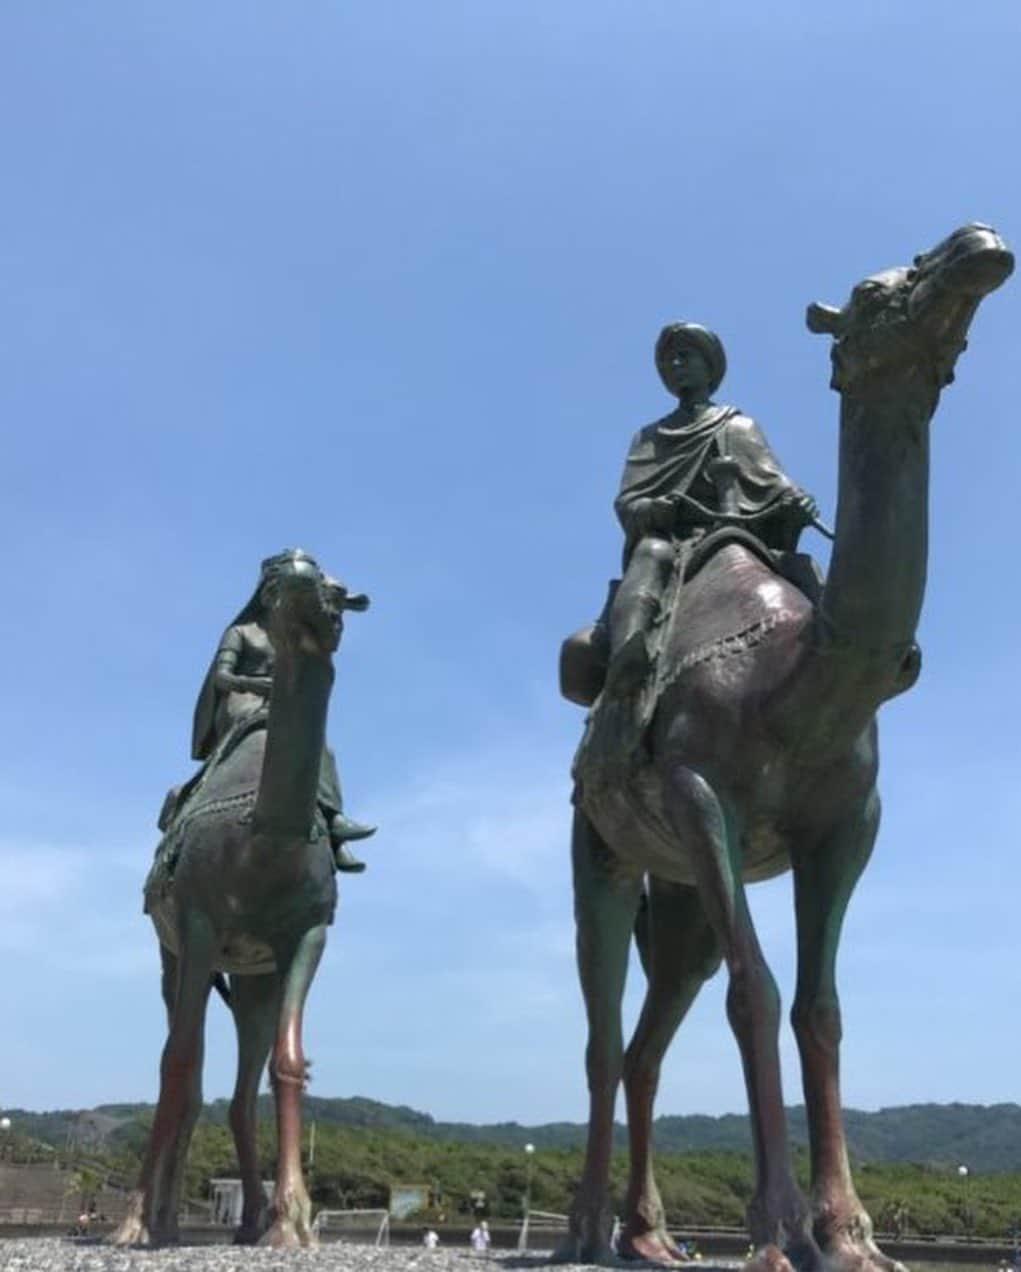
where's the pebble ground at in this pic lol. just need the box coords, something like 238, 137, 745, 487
0, 1242, 583, 1272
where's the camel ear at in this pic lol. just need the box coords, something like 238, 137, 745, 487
342, 591, 370, 612
805, 302, 844, 335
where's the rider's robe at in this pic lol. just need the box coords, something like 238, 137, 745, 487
614, 403, 804, 558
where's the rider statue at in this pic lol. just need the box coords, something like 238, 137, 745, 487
604, 321, 819, 696
166, 550, 375, 873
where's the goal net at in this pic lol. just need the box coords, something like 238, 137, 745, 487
517, 1210, 569, 1252
311, 1208, 391, 1246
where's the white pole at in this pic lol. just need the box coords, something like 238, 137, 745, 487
517, 1143, 536, 1252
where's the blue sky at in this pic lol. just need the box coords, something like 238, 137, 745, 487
0, 2, 1019, 1126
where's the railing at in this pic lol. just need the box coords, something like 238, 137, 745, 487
0, 1209, 49, 1225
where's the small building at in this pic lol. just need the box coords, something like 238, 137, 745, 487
209, 1178, 273, 1226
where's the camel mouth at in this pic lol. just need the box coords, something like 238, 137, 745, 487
298, 590, 343, 652
911, 223, 1014, 312
943, 243, 1014, 296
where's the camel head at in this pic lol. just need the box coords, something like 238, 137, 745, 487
806, 223, 1013, 397
258, 548, 369, 657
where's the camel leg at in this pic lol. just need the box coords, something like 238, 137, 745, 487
791, 793, 905, 1272
619, 878, 721, 1265
113, 915, 215, 1246
159, 945, 178, 1028
229, 972, 282, 1244
555, 809, 643, 1265
662, 766, 819, 1272
260, 923, 327, 1249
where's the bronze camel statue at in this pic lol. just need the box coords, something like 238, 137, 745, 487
114, 549, 367, 1248
559, 224, 1013, 1271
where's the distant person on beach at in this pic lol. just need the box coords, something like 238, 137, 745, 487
423, 1229, 440, 1249
470, 1220, 491, 1255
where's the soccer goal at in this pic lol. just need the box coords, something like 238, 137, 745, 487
311, 1208, 391, 1246
517, 1210, 568, 1252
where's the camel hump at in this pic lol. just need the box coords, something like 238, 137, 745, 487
145, 722, 268, 910
571, 540, 818, 809
158, 713, 268, 834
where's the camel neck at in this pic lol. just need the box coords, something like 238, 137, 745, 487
253, 648, 334, 842
819, 380, 937, 683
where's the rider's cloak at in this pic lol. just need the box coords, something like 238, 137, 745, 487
614, 403, 801, 556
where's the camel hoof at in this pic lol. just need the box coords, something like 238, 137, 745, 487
109, 1222, 177, 1248
259, 1218, 317, 1249
747, 1245, 801, 1272
234, 1203, 272, 1245
109, 1219, 150, 1248
819, 1234, 908, 1272
109, 1193, 152, 1247
619, 1229, 688, 1265
553, 1232, 619, 1265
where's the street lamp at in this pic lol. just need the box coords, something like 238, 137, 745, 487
957, 1165, 970, 1235
516, 1143, 535, 1253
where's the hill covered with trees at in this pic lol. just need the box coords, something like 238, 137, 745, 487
12, 1097, 1021, 1171
5, 1098, 1020, 1237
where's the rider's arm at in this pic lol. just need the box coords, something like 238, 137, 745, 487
726, 415, 796, 493
212, 626, 273, 697
727, 415, 817, 521
614, 426, 664, 542
724, 415, 818, 550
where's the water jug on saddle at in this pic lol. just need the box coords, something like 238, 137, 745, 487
561, 323, 823, 707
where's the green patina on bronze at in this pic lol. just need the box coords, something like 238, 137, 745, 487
114, 550, 373, 1250
557, 225, 1013, 1272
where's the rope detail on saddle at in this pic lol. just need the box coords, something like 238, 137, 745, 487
656, 611, 794, 697
144, 788, 259, 911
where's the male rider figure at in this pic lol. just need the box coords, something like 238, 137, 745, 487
606, 322, 818, 695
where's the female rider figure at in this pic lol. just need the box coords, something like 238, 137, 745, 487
189, 549, 375, 872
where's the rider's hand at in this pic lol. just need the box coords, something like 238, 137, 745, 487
788, 490, 819, 523
628, 497, 674, 537
628, 498, 655, 536
648, 497, 676, 533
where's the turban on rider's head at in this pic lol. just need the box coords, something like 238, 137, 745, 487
655, 323, 727, 394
